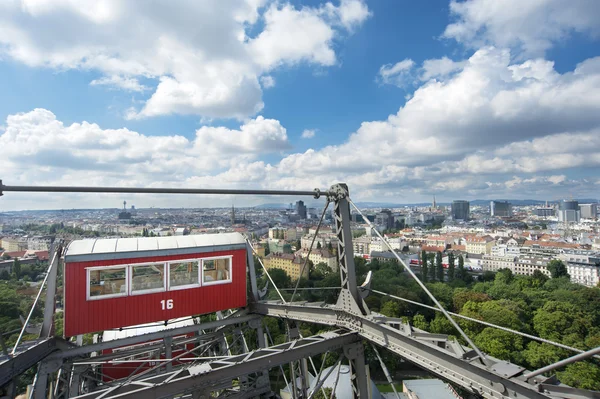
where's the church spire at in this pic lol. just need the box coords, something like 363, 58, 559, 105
433, 195, 437, 209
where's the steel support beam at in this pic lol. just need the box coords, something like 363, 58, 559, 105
0, 181, 326, 198
72, 331, 360, 399
344, 342, 370, 398
48, 313, 259, 361
329, 184, 368, 316
251, 301, 571, 399
0, 338, 71, 387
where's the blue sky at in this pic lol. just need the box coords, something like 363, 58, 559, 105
0, 0, 599, 210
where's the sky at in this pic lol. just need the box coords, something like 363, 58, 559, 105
0, 0, 600, 211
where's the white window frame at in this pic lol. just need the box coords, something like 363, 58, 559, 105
201, 255, 233, 286
167, 259, 202, 291
129, 261, 167, 296
86, 265, 129, 301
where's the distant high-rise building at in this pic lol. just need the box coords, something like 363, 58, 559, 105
375, 209, 394, 229
579, 203, 598, 219
558, 200, 580, 223
451, 200, 470, 220
231, 205, 236, 225
296, 200, 307, 219
490, 201, 512, 217
432, 195, 437, 210
534, 207, 554, 217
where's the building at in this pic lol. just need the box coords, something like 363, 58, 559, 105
558, 200, 580, 223
27, 235, 54, 251
558, 251, 600, 287
513, 255, 552, 277
534, 207, 555, 217
296, 200, 307, 219
375, 209, 394, 230
451, 200, 470, 221
296, 248, 338, 272
465, 236, 496, 255
263, 253, 309, 280
1, 237, 28, 252
579, 203, 598, 220
482, 255, 517, 272
352, 236, 371, 256
490, 201, 512, 217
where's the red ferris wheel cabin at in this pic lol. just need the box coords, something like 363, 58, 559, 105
63, 233, 248, 337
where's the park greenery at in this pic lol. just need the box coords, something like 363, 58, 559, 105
257, 255, 600, 390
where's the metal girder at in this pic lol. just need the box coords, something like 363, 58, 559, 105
329, 184, 369, 316
72, 330, 360, 399
0, 338, 72, 387
250, 301, 577, 399
48, 313, 259, 361
344, 342, 370, 398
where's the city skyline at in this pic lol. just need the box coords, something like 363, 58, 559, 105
1, 1, 600, 211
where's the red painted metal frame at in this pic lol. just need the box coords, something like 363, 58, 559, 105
63, 249, 247, 337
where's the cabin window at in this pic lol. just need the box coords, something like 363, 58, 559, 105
202, 257, 232, 285
168, 260, 200, 289
88, 267, 127, 299
131, 263, 166, 294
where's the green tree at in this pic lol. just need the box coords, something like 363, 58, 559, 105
313, 387, 336, 399
316, 242, 322, 250
557, 362, 600, 390
380, 300, 401, 318
263, 243, 270, 256
312, 262, 332, 279
474, 327, 524, 361
547, 260, 569, 279
435, 251, 444, 282
267, 268, 292, 289
531, 269, 549, 287
447, 252, 455, 282
295, 240, 301, 250
429, 255, 436, 282
327, 241, 333, 252
456, 255, 465, 281
13, 258, 21, 279
453, 290, 490, 312
413, 314, 429, 330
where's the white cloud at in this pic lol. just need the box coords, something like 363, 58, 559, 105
90, 75, 149, 92
420, 57, 466, 81
301, 129, 316, 139
443, 0, 600, 57
260, 75, 276, 88
377, 59, 415, 87
0, 0, 370, 120
0, 109, 291, 189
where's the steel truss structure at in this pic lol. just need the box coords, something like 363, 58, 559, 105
1, 181, 599, 399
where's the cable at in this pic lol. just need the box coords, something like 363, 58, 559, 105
290, 199, 331, 303
348, 198, 490, 365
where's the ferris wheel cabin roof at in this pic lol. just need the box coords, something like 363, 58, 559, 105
64, 232, 247, 263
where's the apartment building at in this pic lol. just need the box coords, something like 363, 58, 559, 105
465, 236, 496, 255
513, 255, 552, 277
263, 253, 309, 280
